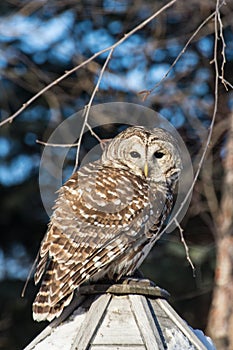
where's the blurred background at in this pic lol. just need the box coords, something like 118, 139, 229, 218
0, 1, 233, 349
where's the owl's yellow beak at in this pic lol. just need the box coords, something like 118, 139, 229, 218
144, 162, 149, 177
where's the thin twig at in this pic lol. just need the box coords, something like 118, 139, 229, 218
36, 140, 79, 147
175, 219, 196, 276
86, 122, 109, 151
217, 2, 227, 89
86, 122, 102, 144
21, 251, 40, 298
73, 48, 114, 173
0, 0, 176, 128
158, 0, 221, 242
219, 77, 233, 89
139, 9, 219, 99
37, 126, 108, 150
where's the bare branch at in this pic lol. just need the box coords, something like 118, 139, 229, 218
217, 2, 227, 89
37, 126, 109, 151
73, 48, 114, 173
86, 122, 102, 145
220, 77, 233, 90
86, 122, 110, 151
0, 0, 176, 128
157, 0, 222, 242
36, 140, 79, 147
175, 219, 196, 276
139, 10, 217, 98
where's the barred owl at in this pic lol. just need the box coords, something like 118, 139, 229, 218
33, 126, 182, 321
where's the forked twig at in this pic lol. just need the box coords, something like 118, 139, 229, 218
175, 219, 196, 276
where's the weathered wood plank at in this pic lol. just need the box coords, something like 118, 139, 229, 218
129, 294, 166, 350
91, 346, 145, 350
23, 295, 87, 350
79, 281, 169, 299
91, 345, 146, 350
156, 299, 207, 350
71, 294, 112, 350
24, 305, 88, 350
92, 295, 144, 346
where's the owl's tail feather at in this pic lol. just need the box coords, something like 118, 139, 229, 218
32, 260, 74, 322
33, 292, 73, 322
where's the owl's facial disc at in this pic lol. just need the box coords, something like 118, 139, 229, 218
124, 139, 176, 181
101, 126, 181, 184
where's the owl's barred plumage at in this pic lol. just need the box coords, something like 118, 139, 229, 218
33, 126, 182, 321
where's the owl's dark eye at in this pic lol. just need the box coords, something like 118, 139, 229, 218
130, 151, 141, 158
154, 151, 165, 159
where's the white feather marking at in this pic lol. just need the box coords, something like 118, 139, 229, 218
93, 256, 100, 262
107, 251, 115, 258
94, 261, 102, 268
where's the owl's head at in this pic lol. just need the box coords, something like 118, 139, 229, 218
101, 126, 182, 186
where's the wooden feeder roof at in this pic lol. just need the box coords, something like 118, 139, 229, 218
24, 280, 209, 350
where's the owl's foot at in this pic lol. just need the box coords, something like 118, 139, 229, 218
119, 276, 156, 288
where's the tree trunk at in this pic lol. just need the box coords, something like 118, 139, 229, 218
207, 112, 233, 350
